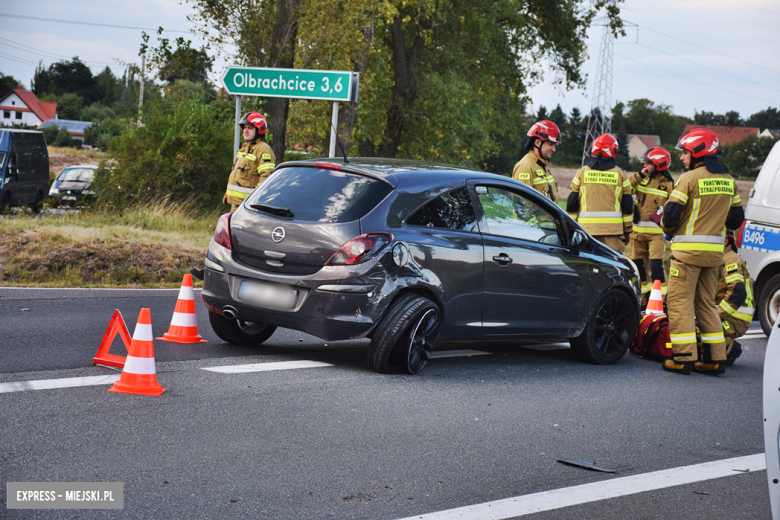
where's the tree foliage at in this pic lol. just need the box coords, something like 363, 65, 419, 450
141, 31, 215, 87
721, 135, 779, 179
611, 98, 685, 145
0, 72, 22, 94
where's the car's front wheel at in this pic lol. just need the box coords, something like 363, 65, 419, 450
570, 289, 638, 364
368, 294, 441, 375
208, 310, 277, 347
759, 274, 780, 336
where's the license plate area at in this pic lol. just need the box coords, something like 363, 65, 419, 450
237, 280, 298, 310
62, 196, 77, 201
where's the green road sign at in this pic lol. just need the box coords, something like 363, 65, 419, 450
221, 67, 356, 102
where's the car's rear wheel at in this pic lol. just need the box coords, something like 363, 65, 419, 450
759, 274, 780, 336
208, 310, 276, 347
570, 289, 637, 364
368, 294, 440, 375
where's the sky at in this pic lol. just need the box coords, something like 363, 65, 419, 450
0, 0, 778, 124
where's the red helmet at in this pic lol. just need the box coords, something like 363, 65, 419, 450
590, 133, 618, 158
641, 147, 671, 171
239, 111, 267, 135
676, 129, 719, 158
527, 120, 561, 144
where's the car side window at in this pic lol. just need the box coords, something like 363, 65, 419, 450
407, 187, 478, 232
476, 186, 564, 244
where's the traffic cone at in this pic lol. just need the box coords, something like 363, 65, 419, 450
92, 309, 131, 369
108, 308, 166, 396
157, 274, 208, 344
645, 280, 665, 316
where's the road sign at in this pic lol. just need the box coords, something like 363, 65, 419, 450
221, 67, 356, 103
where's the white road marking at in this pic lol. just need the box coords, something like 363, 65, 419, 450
430, 350, 490, 359
0, 375, 120, 393
201, 360, 333, 374
396, 453, 765, 520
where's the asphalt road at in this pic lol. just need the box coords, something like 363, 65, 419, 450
0, 288, 772, 519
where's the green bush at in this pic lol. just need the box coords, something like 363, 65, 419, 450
93, 85, 234, 208
721, 135, 779, 179
84, 118, 125, 151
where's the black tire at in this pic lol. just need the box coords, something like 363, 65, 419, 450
368, 294, 441, 375
31, 192, 43, 213
759, 274, 780, 336
570, 289, 638, 364
208, 310, 277, 347
1, 192, 11, 211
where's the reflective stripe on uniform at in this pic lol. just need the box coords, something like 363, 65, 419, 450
641, 283, 652, 294
567, 213, 578, 221
670, 242, 723, 252
686, 199, 700, 235
622, 180, 631, 189
226, 190, 250, 200
670, 333, 697, 344
720, 300, 754, 321
725, 273, 744, 284
623, 215, 633, 222
533, 178, 548, 185
634, 221, 664, 234
701, 332, 725, 344
661, 286, 668, 295
671, 189, 688, 203
636, 185, 669, 198
731, 195, 742, 206
227, 183, 254, 194
672, 235, 725, 244
245, 153, 257, 161
236, 152, 247, 159
670, 234, 724, 251
257, 163, 275, 172
579, 211, 622, 218
578, 211, 622, 224
572, 177, 581, 186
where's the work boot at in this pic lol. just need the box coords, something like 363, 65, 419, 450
662, 360, 693, 375
725, 341, 742, 367
693, 362, 725, 376
190, 267, 204, 281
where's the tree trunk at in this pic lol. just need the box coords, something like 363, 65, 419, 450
266, 0, 302, 161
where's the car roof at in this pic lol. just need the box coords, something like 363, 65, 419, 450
61, 164, 98, 170
290, 157, 511, 183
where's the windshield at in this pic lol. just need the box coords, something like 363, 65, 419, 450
0, 152, 5, 172
245, 167, 392, 223
58, 168, 95, 182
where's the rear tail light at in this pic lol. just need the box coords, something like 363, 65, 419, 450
735, 220, 746, 248
214, 213, 234, 250
313, 162, 342, 171
326, 233, 393, 266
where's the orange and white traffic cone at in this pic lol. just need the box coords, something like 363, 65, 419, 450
157, 274, 208, 344
645, 280, 665, 316
108, 308, 166, 396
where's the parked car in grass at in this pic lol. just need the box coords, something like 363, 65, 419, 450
48, 164, 97, 205
201, 158, 641, 374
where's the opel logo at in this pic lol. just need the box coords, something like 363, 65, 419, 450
272, 227, 286, 243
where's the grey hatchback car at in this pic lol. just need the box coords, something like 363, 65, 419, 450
201, 158, 641, 374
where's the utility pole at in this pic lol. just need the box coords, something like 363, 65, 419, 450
138, 54, 145, 126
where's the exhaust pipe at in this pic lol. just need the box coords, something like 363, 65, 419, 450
222, 306, 240, 320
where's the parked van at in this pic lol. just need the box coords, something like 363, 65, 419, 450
0, 129, 50, 209
738, 139, 780, 335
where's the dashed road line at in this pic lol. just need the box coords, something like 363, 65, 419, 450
0, 375, 120, 393
395, 453, 766, 520
201, 360, 333, 374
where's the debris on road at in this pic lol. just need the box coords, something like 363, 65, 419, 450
557, 459, 616, 473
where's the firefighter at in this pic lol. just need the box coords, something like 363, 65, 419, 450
191, 112, 276, 281
629, 147, 674, 304
659, 128, 744, 375
566, 133, 633, 253
224, 111, 276, 211
715, 230, 754, 366
512, 120, 560, 202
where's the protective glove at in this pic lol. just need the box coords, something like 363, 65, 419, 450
663, 234, 672, 241
623, 232, 631, 245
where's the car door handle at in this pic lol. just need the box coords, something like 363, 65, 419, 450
492, 254, 512, 266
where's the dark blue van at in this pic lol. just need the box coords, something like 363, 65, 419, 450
0, 129, 50, 209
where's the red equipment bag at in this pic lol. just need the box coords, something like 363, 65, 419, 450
631, 313, 673, 361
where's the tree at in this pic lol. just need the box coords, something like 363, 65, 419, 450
724, 110, 743, 127
141, 32, 214, 86
0, 72, 22, 94
42, 58, 103, 105
746, 107, 780, 130
612, 98, 683, 145
95, 66, 123, 107
536, 106, 549, 122
616, 124, 629, 169
569, 107, 582, 129
721, 135, 779, 179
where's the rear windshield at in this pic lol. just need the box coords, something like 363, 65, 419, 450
245, 167, 392, 223
58, 168, 95, 182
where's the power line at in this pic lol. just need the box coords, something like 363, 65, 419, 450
0, 37, 112, 66
0, 13, 191, 34
629, 22, 780, 75
735, 0, 780, 17
0, 51, 37, 66
614, 51, 776, 105
637, 42, 780, 94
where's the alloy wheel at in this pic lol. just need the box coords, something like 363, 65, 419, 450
406, 309, 439, 374
593, 296, 633, 356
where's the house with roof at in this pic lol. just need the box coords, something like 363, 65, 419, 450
759, 129, 780, 139
683, 124, 760, 147
626, 134, 661, 160
0, 86, 57, 127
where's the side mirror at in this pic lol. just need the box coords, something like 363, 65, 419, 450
570, 229, 588, 250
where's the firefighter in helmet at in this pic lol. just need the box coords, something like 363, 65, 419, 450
567, 133, 633, 253
660, 128, 744, 375
512, 120, 560, 202
629, 147, 674, 305
224, 112, 276, 211
714, 230, 754, 366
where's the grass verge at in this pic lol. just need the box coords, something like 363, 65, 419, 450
0, 200, 218, 288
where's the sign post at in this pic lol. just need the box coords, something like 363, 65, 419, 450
221, 67, 359, 158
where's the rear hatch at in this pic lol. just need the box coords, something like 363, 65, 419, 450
230, 164, 394, 275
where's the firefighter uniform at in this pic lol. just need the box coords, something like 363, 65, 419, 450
567, 166, 633, 253
629, 171, 674, 301
225, 139, 276, 211
715, 247, 754, 357
512, 150, 558, 202
661, 166, 742, 365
